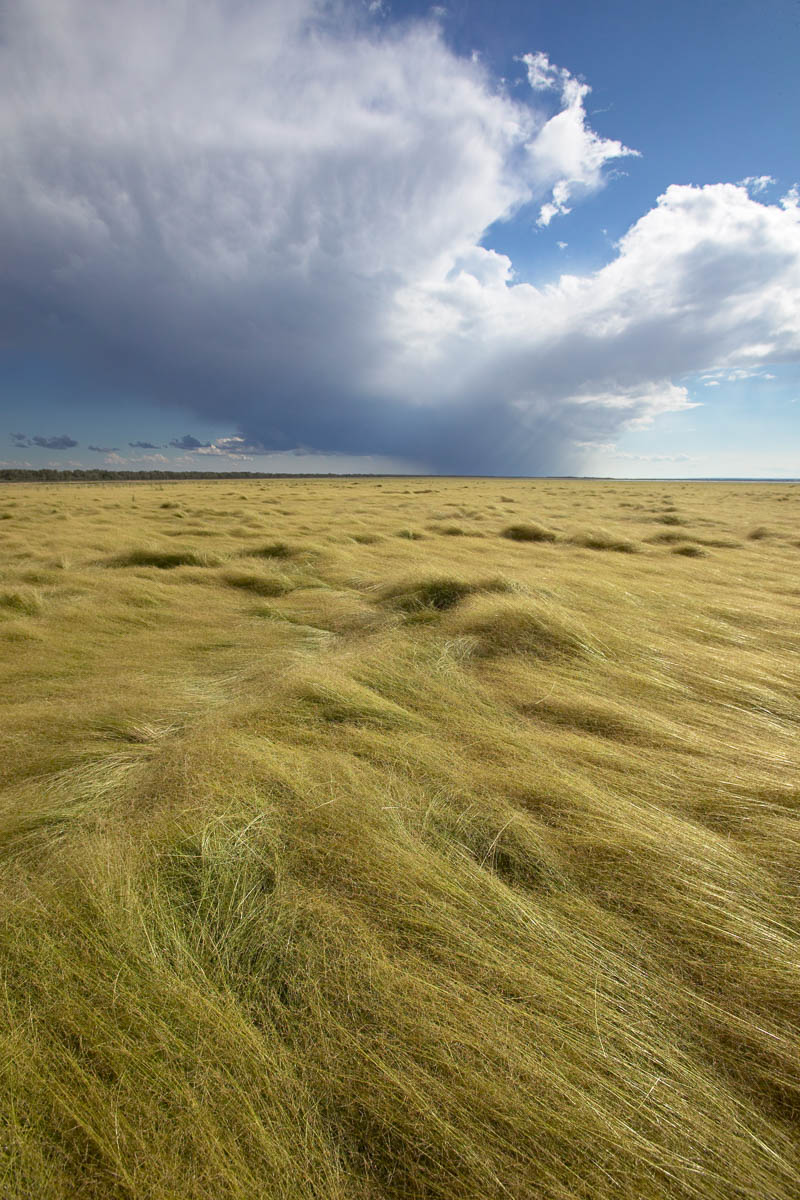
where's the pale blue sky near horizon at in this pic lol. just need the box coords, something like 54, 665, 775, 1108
1, 0, 798, 477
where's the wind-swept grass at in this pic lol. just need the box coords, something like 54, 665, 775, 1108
568, 528, 639, 553
501, 521, 557, 542
222, 569, 295, 596
106, 547, 217, 569
377, 573, 511, 613
248, 541, 293, 558
1, 476, 799, 1200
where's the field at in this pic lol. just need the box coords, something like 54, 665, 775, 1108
1, 476, 799, 1200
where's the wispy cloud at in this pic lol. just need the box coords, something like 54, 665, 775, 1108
88, 444, 119, 452
700, 367, 778, 384
128, 440, 161, 449
738, 175, 775, 195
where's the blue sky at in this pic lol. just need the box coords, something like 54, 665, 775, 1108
1, 0, 798, 476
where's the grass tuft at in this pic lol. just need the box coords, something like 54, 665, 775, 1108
0, 587, 43, 616
222, 570, 294, 597
501, 522, 557, 543
378, 574, 512, 614
245, 541, 293, 559
568, 529, 639, 553
444, 594, 596, 659
107, 548, 216, 569
658, 513, 688, 526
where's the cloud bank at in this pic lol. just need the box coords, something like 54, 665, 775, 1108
11, 433, 78, 450
1, 0, 799, 473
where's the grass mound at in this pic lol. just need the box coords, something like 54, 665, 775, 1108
0, 587, 42, 617
671, 543, 707, 557
288, 668, 420, 728
568, 529, 639, 553
658, 513, 688, 526
748, 526, 773, 540
245, 541, 293, 559
222, 570, 294, 597
378, 574, 511, 613
646, 530, 693, 544
501, 522, 557, 543
107, 548, 215, 569
444, 594, 595, 659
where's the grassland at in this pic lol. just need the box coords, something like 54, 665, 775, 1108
0, 476, 799, 1200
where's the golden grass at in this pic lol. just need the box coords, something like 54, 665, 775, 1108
1, 476, 799, 1199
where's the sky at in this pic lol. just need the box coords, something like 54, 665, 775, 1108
1, 0, 799, 477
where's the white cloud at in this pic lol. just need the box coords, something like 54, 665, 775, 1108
610, 452, 696, 464
700, 366, 780, 383
519, 53, 639, 227
380, 182, 800, 465
0, 3, 799, 474
738, 175, 775, 195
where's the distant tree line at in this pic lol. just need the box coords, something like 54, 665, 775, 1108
0, 469, 387, 482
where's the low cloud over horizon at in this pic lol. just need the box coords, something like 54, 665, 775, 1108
1, 0, 799, 474
11, 433, 79, 450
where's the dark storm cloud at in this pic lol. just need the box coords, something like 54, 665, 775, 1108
13, 434, 80, 449
168, 435, 211, 450
1, 2, 798, 473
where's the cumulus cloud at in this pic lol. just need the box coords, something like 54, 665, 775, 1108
128, 441, 161, 449
520, 52, 639, 226
88, 443, 119, 452
1, 1, 799, 473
